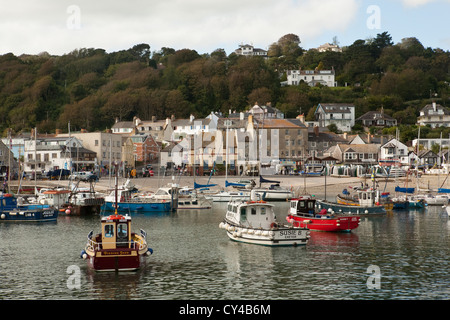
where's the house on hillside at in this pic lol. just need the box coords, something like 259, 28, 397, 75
234, 44, 268, 57
286, 69, 336, 87
417, 102, 450, 128
314, 103, 355, 132
356, 109, 397, 128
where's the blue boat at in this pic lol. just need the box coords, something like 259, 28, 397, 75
101, 187, 174, 213
317, 189, 386, 215
0, 193, 58, 222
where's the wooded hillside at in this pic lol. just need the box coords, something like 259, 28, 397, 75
0, 32, 448, 137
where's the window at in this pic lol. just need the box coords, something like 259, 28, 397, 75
251, 208, 256, 215
105, 224, 114, 238
95, 140, 99, 146
117, 223, 128, 239
240, 208, 247, 221
261, 207, 266, 215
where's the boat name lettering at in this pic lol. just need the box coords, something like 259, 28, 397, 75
43, 211, 54, 217
279, 230, 302, 237
101, 251, 131, 256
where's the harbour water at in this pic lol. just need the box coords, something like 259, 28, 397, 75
0, 202, 449, 301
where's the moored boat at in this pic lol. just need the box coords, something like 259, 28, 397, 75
80, 213, 152, 271
251, 176, 294, 201
219, 191, 310, 246
0, 193, 58, 222
102, 187, 174, 213
287, 196, 361, 232
316, 189, 386, 215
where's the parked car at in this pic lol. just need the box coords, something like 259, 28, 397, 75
69, 171, 98, 182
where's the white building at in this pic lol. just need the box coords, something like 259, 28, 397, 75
380, 138, 409, 165
417, 102, 450, 128
234, 44, 268, 57
24, 136, 87, 175
314, 103, 355, 132
287, 69, 336, 87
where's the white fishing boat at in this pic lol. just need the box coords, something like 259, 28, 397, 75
219, 191, 310, 246
149, 185, 212, 209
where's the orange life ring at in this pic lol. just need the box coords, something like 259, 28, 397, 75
270, 222, 278, 229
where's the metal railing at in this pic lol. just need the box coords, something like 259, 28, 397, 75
86, 230, 147, 251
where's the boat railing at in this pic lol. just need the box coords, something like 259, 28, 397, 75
86, 230, 147, 251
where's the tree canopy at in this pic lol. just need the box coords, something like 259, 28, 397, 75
0, 33, 448, 138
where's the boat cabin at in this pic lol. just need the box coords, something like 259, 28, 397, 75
42, 190, 71, 208
101, 214, 132, 250
356, 189, 377, 206
226, 201, 276, 229
290, 197, 317, 216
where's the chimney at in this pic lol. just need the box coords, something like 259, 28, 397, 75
81, 129, 87, 133
171, 114, 175, 121
297, 114, 305, 124
433, 102, 437, 112
152, 116, 156, 122
314, 125, 319, 137
367, 132, 371, 143
115, 117, 119, 123
190, 114, 195, 122
248, 114, 253, 126
240, 112, 244, 120
55, 129, 62, 135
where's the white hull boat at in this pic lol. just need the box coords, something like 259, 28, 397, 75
219, 191, 309, 246
206, 190, 250, 202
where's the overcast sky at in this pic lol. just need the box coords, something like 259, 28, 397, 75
0, 0, 449, 56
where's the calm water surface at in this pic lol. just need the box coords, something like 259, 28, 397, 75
0, 202, 449, 300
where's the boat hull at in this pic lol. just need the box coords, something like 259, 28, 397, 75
317, 199, 386, 215
221, 221, 309, 246
287, 214, 360, 232
86, 249, 146, 272
102, 201, 172, 213
253, 190, 294, 201
0, 208, 58, 222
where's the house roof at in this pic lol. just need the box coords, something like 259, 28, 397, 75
338, 144, 379, 153
254, 118, 305, 128
420, 103, 449, 115
317, 103, 355, 113
356, 111, 395, 121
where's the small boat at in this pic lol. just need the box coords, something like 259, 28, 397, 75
206, 190, 250, 202
102, 187, 174, 213
219, 191, 310, 246
251, 176, 294, 201
80, 214, 152, 271
337, 188, 394, 211
0, 193, 58, 222
150, 186, 212, 209
287, 196, 361, 232
316, 189, 386, 215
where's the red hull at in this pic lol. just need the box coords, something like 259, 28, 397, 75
287, 214, 360, 232
87, 249, 143, 271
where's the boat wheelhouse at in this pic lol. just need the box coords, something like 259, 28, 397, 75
287, 196, 360, 232
81, 214, 152, 271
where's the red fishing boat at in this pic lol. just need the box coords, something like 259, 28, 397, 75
286, 196, 361, 232
80, 214, 152, 271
